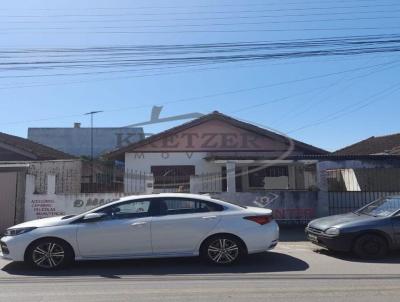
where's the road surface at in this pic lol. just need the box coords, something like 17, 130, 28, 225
1, 240, 400, 301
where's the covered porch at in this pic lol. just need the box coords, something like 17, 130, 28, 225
189, 153, 319, 194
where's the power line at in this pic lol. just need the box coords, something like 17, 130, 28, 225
4, 0, 396, 11
1, 55, 399, 91
2, 15, 399, 29
3, 3, 400, 18
233, 59, 400, 115
3, 26, 397, 35
3, 9, 399, 24
1, 59, 398, 123
286, 82, 400, 134
2, 34, 400, 73
2, 52, 397, 80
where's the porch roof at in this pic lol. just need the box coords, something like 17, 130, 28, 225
204, 153, 400, 161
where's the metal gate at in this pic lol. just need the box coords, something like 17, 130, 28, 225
0, 172, 17, 233
328, 191, 400, 215
326, 168, 400, 215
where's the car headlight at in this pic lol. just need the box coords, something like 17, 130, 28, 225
3, 227, 37, 236
325, 227, 340, 236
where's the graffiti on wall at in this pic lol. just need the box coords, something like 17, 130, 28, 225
213, 192, 318, 224
25, 193, 126, 221
73, 198, 118, 209
253, 193, 315, 222
30, 199, 65, 219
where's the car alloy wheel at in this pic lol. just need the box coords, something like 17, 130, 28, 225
32, 242, 65, 269
207, 238, 240, 264
27, 239, 73, 270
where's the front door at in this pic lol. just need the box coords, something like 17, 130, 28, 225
151, 198, 222, 255
76, 199, 153, 258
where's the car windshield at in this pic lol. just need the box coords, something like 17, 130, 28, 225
358, 196, 400, 217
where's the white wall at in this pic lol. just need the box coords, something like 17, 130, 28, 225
125, 152, 221, 174
27, 159, 82, 194
24, 174, 127, 221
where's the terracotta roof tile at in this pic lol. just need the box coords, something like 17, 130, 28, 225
0, 132, 75, 160
335, 133, 400, 155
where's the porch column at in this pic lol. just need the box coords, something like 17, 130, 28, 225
226, 161, 236, 193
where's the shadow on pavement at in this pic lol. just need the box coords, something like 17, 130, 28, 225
2, 252, 308, 277
279, 225, 307, 242
313, 248, 400, 264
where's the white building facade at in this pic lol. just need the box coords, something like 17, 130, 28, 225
107, 112, 327, 195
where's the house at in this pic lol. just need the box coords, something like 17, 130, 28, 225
0, 131, 74, 161
0, 131, 78, 232
335, 133, 400, 155
106, 111, 328, 194
3, 114, 398, 227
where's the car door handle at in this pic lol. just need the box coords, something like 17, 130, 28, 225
202, 216, 217, 220
131, 221, 148, 227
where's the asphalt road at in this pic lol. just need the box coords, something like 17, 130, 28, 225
1, 237, 400, 301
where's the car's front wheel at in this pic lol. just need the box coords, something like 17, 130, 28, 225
201, 235, 245, 265
26, 238, 74, 270
353, 234, 388, 259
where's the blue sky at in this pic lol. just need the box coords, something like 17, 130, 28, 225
0, 0, 399, 151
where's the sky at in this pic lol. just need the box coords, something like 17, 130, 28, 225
0, 0, 399, 152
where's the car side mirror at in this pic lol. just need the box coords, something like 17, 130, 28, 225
83, 212, 107, 222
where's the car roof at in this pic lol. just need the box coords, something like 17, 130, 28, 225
116, 193, 239, 208
72, 193, 243, 220
119, 193, 211, 200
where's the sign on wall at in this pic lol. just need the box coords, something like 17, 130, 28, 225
25, 194, 126, 221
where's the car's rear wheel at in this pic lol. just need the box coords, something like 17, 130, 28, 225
353, 234, 388, 259
26, 238, 73, 270
201, 235, 245, 265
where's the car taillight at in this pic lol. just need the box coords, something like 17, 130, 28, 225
243, 215, 272, 225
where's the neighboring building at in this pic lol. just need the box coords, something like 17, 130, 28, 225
0, 132, 76, 232
0, 131, 73, 161
335, 133, 400, 155
106, 111, 328, 193
28, 123, 144, 158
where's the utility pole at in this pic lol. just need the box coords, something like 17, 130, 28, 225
84, 110, 103, 190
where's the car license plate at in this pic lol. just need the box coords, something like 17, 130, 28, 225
308, 234, 318, 243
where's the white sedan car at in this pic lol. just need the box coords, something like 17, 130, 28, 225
1, 193, 279, 269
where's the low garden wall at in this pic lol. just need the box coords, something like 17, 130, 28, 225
24, 175, 328, 224
212, 191, 324, 224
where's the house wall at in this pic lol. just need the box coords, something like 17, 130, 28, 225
27, 159, 82, 194
134, 119, 290, 152
125, 152, 221, 174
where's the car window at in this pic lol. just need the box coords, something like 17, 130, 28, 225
95, 200, 151, 220
160, 198, 223, 215
359, 196, 400, 217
